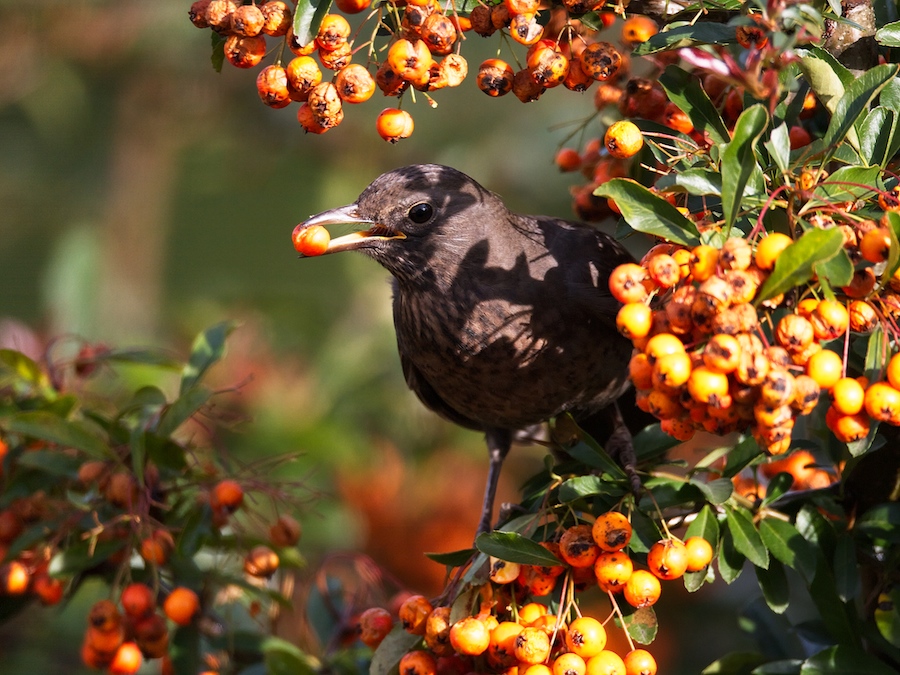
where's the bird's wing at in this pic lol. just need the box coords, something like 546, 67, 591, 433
398, 349, 485, 432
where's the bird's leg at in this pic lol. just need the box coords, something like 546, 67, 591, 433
604, 402, 642, 496
478, 428, 513, 537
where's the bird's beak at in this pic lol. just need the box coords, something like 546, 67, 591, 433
295, 204, 405, 256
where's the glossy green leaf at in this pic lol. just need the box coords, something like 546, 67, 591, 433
0, 349, 48, 387
859, 107, 898, 167
685, 504, 721, 548
475, 531, 563, 566
879, 212, 900, 291
855, 503, 900, 542
633, 22, 735, 55
800, 645, 897, 675
875, 20, 900, 47
2, 411, 109, 458
49, 538, 125, 575
799, 48, 853, 113
721, 105, 768, 231
620, 606, 658, 645
760, 473, 795, 508
718, 525, 745, 584
766, 123, 791, 174
821, 64, 900, 153
752, 659, 804, 674
594, 179, 701, 246
570, 427, 627, 478
13, 449, 83, 476
292, 0, 332, 51
660, 65, 730, 145
725, 505, 769, 569
180, 320, 237, 395
668, 168, 723, 196
690, 476, 734, 505
210, 32, 225, 73
103, 348, 181, 370
559, 474, 626, 502
813, 248, 854, 290
756, 560, 790, 614
812, 166, 883, 202
881, 76, 900, 112
755, 228, 845, 304
759, 517, 816, 582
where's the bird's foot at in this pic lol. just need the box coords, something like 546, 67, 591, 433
605, 423, 642, 496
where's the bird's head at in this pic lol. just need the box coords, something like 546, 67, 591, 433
293, 164, 502, 282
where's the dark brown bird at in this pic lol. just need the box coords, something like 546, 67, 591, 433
296, 164, 642, 534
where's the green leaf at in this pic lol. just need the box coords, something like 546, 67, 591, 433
855, 503, 900, 543
569, 428, 627, 478
102, 348, 181, 370
620, 605, 658, 645
721, 104, 768, 232
2, 411, 109, 458
559, 475, 626, 502
874, 586, 900, 647
799, 47, 853, 113
633, 22, 736, 55
292, 0, 332, 51
14, 449, 83, 476
180, 321, 237, 395
210, 32, 225, 73
370, 626, 424, 675
593, 179, 701, 246
685, 504, 720, 548
666, 168, 723, 196
49, 538, 125, 575
725, 506, 769, 569
875, 20, 900, 46
766, 123, 791, 175
0, 349, 48, 387
859, 108, 898, 168
718, 525, 745, 584
814, 248, 854, 290
812, 166, 883, 202
756, 560, 790, 614
879, 212, 900, 292
752, 660, 804, 675
475, 531, 562, 566
156, 387, 212, 438
660, 65, 730, 145
702, 651, 767, 674
760, 473, 795, 508
690, 477, 734, 505
800, 645, 898, 675
425, 548, 476, 567
262, 637, 319, 675
881, 76, 900, 113
758, 517, 816, 582
755, 228, 845, 304
821, 64, 900, 153
833, 534, 859, 602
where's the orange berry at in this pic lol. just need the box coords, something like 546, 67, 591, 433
579, 42, 622, 81
629, 352, 653, 390
566, 616, 607, 658
688, 244, 719, 282
449, 616, 491, 655
2, 561, 29, 594
609, 263, 649, 303
687, 366, 730, 405
399, 594, 433, 635
886, 352, 900, 390
651, 351, 692, 391
140, 529, 174, 566
487, 621, 524, 668
164, 587, 199, 626
806, 350, 844, 390
586, 650, 627, 675
865, 381, 900, 423
524, 666, 554, 675
556, 147, 582, 172
754, 232, 792, 270
399, 650, 437, 675
646, 539, 689, 580
526, 42, 569, 88
261, 1, 292, 35
831, 377, 866, 416
616, 303, 653, 340
644, 333, 686, 364
477, 58, 515, 97
88, 598, 122, 632
553, 652, 588, 675
646, 254, 680, 288
788, 125, 812, 149
359, 607, 393, 649
224, 34, 266, 68
490, 557, 521, 584
775, 314, 815, 352
376, 108, 415, 143
849, 300, 878, 333
211, 479, 244, 512
335, 0, 370, 11
703, 334, 741, 374
424, 606, 452, 656
828, 409, 870, 443
662, 102, 694, 135
559, 524, 601, 568
292, 224, 332, 256
859, 227, 892, 264
269, 514, 302, 546
684, 536, 714, 571
623, 648, 657, 675
623, 569, 661, 608
605, 120, 644, 159
32, 574, 64, 605
109, 641, 143, 675
244, 545, 280, 577
514, 626, 552, 665
316, 13, 351, 51
811, 300, 849, 340
518, 602, 549, 625
621, 15, 657, 44
81, 640, 114, 670
121, 582, 155, 620
388, 38, 433, 81
594, 551, 633, 592
334, 63, 377, 104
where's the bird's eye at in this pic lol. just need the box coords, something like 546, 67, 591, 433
408, 202, 434, 224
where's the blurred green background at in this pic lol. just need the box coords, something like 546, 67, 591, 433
0, 2, 768, 673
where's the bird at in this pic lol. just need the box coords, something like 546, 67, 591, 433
295, 164, 644, 535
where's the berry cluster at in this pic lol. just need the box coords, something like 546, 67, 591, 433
608, 207, 900, 453
358, 510, 715, 675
